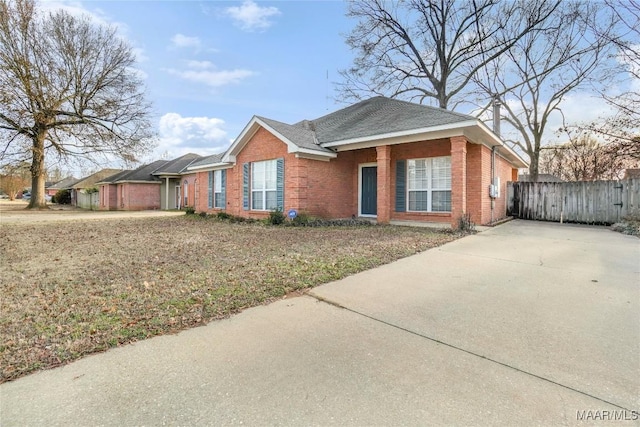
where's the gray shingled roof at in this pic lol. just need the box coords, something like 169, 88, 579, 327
98, 170, 131, 184
48, 176, 79, 190
188, 153, 226, 168
311, 97, 475, 144
152, 153, 202, 175
258, 117, 333, 154
100, 160, 168, 183
71, 169, 123, 189
248, 97, 478, 152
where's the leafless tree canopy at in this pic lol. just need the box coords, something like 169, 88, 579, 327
338, 0, 561, 109
474, 1, 617, 182
540, 134, 638, 181
0, 0, 154, 208
578, 0, 640, 160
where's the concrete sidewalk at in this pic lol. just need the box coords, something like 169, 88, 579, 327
1, 220, 638, 425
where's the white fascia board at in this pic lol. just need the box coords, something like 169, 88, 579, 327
322, 120, 479, 149
471, 121, 529, 168
295, 152, 334, 162
186, 162, 233, 172
296, 147, 336, 159
113, 180, 162, 184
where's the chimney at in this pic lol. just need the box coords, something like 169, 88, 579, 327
493, 96, 501, 137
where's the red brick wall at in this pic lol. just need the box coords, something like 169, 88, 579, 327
465, 145, 518, 225
494, 153, 516, 222
98, 184, 118, 211
118, 183, 161, 210
181, 174, 197, 208
302, 152, 356, 218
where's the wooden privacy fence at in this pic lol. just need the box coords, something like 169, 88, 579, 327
76, 191, 99, 210
507, 179, 640, 225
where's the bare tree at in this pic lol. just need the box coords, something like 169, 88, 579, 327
0, 0, 154, 209
579, 0, 639, 160
338, 0, 560, 109
474, 1, 617, 182
539, 133, 637, 181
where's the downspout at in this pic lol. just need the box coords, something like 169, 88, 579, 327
491, 97, 501, 225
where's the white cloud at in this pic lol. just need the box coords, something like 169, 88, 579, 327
156, 113, 229, 158
225, 0, 281, 32
166, 61, 254, 88
170, 33, 202, 49
186, 60, 215, 70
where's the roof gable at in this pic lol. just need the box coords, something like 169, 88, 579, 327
222, 116, 337, 163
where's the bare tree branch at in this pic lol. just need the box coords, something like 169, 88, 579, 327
473, 1, 617, 181
337, 0, 561, 109
0, 0, 155, 208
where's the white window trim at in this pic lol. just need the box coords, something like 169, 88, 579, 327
406, 156, 451, 213
251, 159, 277, 211
213, 170, 223, 209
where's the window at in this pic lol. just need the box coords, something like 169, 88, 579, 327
183, 181, 189, 207
407, 156, 451, 212
251, 160, 277, 211
214, 170, 223, 208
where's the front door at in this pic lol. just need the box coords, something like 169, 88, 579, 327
361, 166, 377, 216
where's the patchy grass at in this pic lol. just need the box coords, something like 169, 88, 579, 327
0, 216, 462, 382
611, 218, 640, 237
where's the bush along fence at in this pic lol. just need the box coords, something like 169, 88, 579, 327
507, 179, 640, 225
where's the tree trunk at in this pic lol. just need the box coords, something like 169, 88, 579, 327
528, 150, 540, 182
27, 132, 48, 209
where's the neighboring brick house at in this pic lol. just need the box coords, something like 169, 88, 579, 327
97, 161, 168, 211
46, 176, 78, 197
188, 97, 527, 227
151, 153, 201, 210
69, 169, 122, 208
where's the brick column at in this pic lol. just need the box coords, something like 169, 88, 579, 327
376, 145, 392, 224
450, 136, 467, 228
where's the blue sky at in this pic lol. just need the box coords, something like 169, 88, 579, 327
40, 0, 632, 174
43, 0, 356, 164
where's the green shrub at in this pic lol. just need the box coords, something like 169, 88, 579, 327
53, 189, 71, 204
291, 212, 312, 226
267, 208, 286, 225
216, 211, 233, 220
184, 207, 196, 215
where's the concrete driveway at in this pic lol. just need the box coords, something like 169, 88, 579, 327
1, 220, 638, 426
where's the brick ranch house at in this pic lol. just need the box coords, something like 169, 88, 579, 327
96, 154, 203, 211
188, 97, 527, 227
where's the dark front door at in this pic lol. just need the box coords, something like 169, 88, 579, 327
361, 166, 377, 216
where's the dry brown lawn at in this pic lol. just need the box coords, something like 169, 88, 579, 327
0, 214, 463, 382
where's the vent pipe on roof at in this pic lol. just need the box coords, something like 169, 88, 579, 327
493, 96, 501, 137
